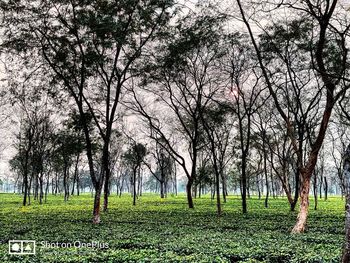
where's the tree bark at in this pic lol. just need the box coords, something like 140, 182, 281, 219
133, 166, 137, 206
71, 153, 80, 195
103, 143, 111, 212
342, 144, 350, 262
291, 173, 311, 233
263, 137, 269, 208
160, 180, 165, 198
313, 170, 318, 210
93, 187, 102, 224
215, 169, 221, 216
186, 179, 194, 208
291, 167, 300, 212
324, 177, 328, 201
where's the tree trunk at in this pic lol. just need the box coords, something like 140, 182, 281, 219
39, 173, 44, 205
342, 144, 350, 262
264, 148, 269, 207
264, 172, 269, 208
63, 162, 69, 202
291, 174, 311, 233
186, 179, 194, 208
138, 169, 142, 196
215, 170, 221, 216
45, 176, 49, 203
319, 175, 323, 199
78, 104, 101, 224
77, 173, 80, 196
103, 144, 111, 212
324, 177, 328, 201
28, 173, 33, 205
23, 174, 28, 206
71, 153, 80, 196
291, 168, 300, 212
34, 172, 39, 200
222, 174, 227, 203
257, 175, 261, 200
211, 183, 215, 200
241, 159, 247, 213
55, 172, 58, 195
174, 165, 177, 196
313, 170, 318, 210
133, 167, 137, 206
160, 181, 165, 198
93, 188, 102, 224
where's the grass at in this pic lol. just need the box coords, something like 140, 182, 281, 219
0, 193, 345, 262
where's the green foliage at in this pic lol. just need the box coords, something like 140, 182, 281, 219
123, 143, 147, 169
0, 194, 344, 262
259, 18, 313, 56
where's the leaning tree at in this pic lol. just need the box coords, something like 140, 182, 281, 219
236, 0, 350, 233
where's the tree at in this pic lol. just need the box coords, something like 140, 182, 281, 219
236, 0, 350, 233
144, 139, 175, 198
222, 34, 266, 213
1, 0, 176, 223
126, 8, 228, 209
52, 129, 84, 202
122, 143, 147, 205
199, 102, 234, 215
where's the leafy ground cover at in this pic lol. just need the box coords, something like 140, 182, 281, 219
0, 193, 345, 262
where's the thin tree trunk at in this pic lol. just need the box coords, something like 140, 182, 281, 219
324, 177, 328, 201
174, 165, 177, 196
39, 173, 44, 205
264, 140, 269, 208
222, 174, 227, 203
133, 167, 137, 206
160, 180, 165, 198
291, 168, 300, 212
45, 175, 49, 203
342, 144, 350, 262
241, 161, 247, 213
215, 170, 221, 216
23, 174, 28, 206
71, 153, 80, 196
257, 175, 261, 200
314, 170, 318, 210
186, 179, 194, 208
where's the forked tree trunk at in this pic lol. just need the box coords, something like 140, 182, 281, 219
342, 144, 350, 262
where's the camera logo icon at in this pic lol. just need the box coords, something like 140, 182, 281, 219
9, 240, 36, 255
